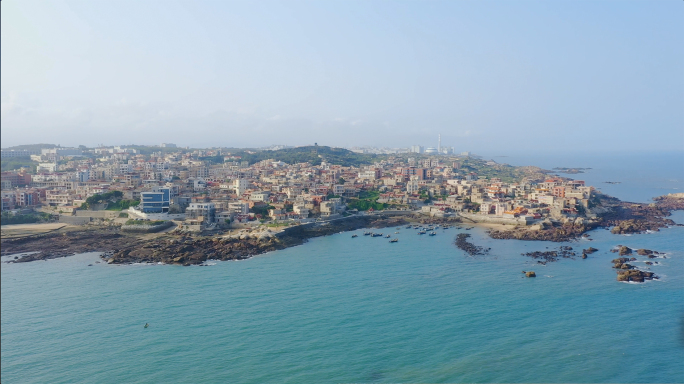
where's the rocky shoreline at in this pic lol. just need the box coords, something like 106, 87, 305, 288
3, 215, 460, 265
488, 193, 684, 242
2, 194, 680, 282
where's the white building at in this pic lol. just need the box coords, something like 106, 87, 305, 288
186, 202, 216, 223
406, 181, 421, 194
38, 163, 58, 172
41, 148, 84, 157
234, 179, 248, 195
250, 191, 270, 202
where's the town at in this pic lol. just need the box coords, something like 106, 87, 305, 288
1, 141, 597, 234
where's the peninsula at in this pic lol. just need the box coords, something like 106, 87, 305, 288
2, 144, 683, 275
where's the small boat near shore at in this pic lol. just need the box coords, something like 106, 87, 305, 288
385, 234, 391, 238
364, 232, 371, 236
429, 232, 436, 236
390, 238, 398, 243
352, 234, 358, 238
372, 233, 383, 237
418, 231, 426, 235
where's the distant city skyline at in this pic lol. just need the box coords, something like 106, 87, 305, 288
2, 1, 683, 152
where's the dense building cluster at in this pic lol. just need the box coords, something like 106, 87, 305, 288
1, 145, 595, 230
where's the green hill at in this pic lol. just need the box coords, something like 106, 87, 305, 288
2, 143, 58, 151
209, 146, 377, 167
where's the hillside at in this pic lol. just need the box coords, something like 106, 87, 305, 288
216, 146, 377, 167
2, 143, 58, 151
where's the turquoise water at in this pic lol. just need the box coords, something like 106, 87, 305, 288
2, 153, 684, 383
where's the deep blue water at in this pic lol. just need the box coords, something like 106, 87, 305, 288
2, 152, 683, 383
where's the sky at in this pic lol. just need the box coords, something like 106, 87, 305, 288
1, 0, 683, 153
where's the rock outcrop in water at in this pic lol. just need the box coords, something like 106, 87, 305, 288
455, 233, 490, 256
611, 256, 658, 283
616, 269, 657, 283
488, 222, 594, 242
521, 246, 576, 264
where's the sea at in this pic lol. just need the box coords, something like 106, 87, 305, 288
2, 151, 683, 383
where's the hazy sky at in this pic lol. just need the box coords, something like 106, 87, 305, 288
2, 0, 682, 152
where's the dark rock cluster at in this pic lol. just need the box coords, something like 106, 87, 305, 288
521, 246, 576, 264
455, 233, 490, 256
611, 255, 658, 283
2, 229, 125, 262
488, 222, 593, 242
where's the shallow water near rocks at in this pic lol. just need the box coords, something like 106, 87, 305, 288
2, 214, 683, 383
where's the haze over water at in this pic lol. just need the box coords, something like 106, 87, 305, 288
2, 153, 683, 383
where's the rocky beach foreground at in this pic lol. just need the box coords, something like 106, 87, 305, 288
3, 195, 682, 284
3, 215, 439, 266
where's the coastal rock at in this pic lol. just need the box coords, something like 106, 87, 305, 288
618, 246, 632, 256
616, 269, 656, 283
455, 233, 489, 256
522, 247, 576, 263
525, 271, 536, 277
488, 222, 592, 242
583, 247, 598, 254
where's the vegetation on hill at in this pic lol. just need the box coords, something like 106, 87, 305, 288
105, 199, 139, 211
121, 145, 185, 155
1, 211, 53, 225
3, 144, 57, 151
250, 204, 275, 217
79, 191, 138, 211
347, 190, 388, 211
458, 158, 546, 183
1, 158, 38, 173
207, 146, 377, 167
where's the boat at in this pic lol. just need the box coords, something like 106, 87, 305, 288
429, 232, 436, 236
144, 323, 149, 328
352, 234, 358, 238
418, 231, 426, 235
394, 231, 399, 234
364, 232, 371, 236
372, 233, 383, 237
390, 238, 398, 243
405, 225, 412, 229
385, 235, 391, 238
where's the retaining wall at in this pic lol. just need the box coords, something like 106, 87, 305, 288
120, 221, 175, 233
